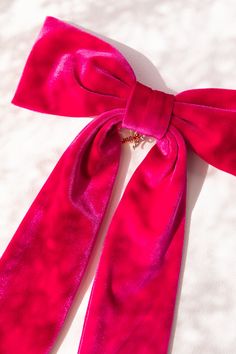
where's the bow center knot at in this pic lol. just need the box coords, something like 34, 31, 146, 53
122, 81, 175, 140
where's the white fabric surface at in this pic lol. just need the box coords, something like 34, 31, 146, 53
0, 1, 236, 353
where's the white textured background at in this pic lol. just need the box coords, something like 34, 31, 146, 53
1, 1, 236, 353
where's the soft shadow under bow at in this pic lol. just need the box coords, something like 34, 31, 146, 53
0, 16, 236, 354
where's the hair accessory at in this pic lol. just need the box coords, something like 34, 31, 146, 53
0, 16, 235, 354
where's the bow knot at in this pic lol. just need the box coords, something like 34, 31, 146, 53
122, 81, 175, 140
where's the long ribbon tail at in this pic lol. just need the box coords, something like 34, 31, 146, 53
77, 126, 187, 354
0, 110, 122, 354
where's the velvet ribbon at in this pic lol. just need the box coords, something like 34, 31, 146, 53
0, 16, 236, 354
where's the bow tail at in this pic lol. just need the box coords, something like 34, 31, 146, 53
77, 126, 187, 354
0, 110, 122, 354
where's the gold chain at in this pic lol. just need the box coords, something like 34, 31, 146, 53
120, 129, 145, 149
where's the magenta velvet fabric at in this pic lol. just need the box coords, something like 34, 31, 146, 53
0, 15, 236, 354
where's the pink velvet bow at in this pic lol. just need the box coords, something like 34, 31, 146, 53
1, 16, 236, 354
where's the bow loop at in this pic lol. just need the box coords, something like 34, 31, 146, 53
172, 88, 236, 176
122, 81, 175, 140
11, 16, 136, 117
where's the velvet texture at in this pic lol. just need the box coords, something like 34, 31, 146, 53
1, 15, 236, 354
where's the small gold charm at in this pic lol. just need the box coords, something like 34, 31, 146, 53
131, 131, 145, 150
120, 129, 145, 149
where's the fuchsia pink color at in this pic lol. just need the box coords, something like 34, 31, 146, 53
0, 15, 236, 354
